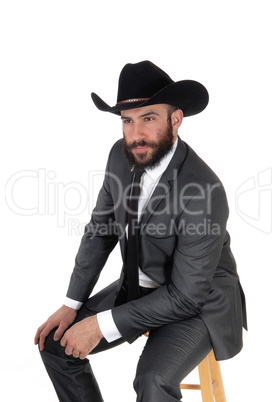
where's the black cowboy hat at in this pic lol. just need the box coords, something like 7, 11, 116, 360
91, 61, 209, 118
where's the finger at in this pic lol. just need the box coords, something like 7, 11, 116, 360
60, 335, 67, 348
53, 321, 69, 342
79, 351, 88, 360
34, 323, 47, 345
65, 345, 73, 356
38, 324, 54, 351
39, 331, 47, 351
73, 350, 80, 358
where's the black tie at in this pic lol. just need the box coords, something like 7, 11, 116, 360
126, 169, 144, 301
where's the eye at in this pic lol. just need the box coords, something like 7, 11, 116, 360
123, 119, 132, 124
145, 116, 154, 122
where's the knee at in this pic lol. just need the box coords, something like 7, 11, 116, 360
134, 369, 181, 401
134, 370, 182, 401
134, 369, 160, 398
134, 369, 160, 390
39, 328, 65, 360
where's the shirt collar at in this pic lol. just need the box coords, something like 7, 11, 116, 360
145, 137, 179, 181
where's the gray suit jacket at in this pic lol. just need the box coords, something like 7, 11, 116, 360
67, 138, 247, 360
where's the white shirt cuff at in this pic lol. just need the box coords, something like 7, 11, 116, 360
64, 297, 83, 310
97, 309, 122, 343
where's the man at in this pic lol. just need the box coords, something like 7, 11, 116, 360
35, 61, 247, 401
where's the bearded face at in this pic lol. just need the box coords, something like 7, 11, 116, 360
123, 119, 174, 170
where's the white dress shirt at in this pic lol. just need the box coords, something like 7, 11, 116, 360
64, 138, 178, 342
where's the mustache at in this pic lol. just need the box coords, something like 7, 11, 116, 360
125, 140, 157, 150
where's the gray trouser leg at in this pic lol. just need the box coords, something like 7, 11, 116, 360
134, 316, 212, 402
39, 281, 124, 402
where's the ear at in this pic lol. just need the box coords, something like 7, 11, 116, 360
171, 109, 183, 131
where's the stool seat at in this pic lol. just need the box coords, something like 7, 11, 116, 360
180, 349, 226, 402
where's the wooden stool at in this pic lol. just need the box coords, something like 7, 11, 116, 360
180, 349, 226, 402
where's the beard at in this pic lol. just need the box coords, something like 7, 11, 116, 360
123, 121, 174, 170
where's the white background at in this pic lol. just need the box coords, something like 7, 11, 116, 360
1, 1, 276, 401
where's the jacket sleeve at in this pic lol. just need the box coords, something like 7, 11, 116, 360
112, 184, 229, 342
66, 148, 119, 303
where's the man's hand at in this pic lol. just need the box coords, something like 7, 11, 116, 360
60, 315, 103, 359
34, 305, 78, 351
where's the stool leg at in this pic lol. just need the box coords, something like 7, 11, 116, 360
198, 355, 214, 402
208, 351, 226, 402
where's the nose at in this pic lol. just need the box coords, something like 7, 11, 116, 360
132, 122, 145, 142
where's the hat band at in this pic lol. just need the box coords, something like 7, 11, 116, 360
117, 97, 149, 105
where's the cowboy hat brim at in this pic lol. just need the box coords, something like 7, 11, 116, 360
91, 80, 209, 118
